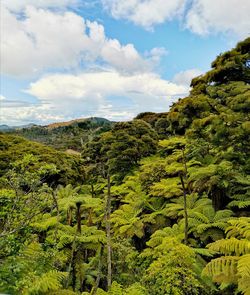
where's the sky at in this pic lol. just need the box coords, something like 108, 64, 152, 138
0, 0, 249, 125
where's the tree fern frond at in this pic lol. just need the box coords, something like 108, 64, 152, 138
50, 290, 77, 295
192, 247, 215, 257
25, 270, 67, 294
208, 238, 250, 255
202, 256, 238, 283
189, 211, 210, 224
238, 276, 250, 295
226, 218, 250, 240
32, 215, 59, 231
214, 210, 233, 222
200, 228, 224, 242
228, 200, 250, 209
238, 254, 250, 278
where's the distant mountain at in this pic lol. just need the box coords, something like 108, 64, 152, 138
0, 124, 12, 131
15, 123, 38, 129
9, 117, 113, 152
0, 123, 37, 131
45, 117, 111, 130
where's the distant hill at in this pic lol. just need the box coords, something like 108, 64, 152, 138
0, 133, 84, 185
46, 117, 110, 130
0, 123, 37, 131
7, 117, 113, 152
0, 124, 12, 131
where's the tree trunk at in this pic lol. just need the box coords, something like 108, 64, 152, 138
65, 234, 77, 289
76, 203, 82, 234
91, 183, 95, 198
105, 174, 112, 290
180, 174, 188, 245
52, 191, 59, 241
180, 149, 189, 245
91, 246, 103, 295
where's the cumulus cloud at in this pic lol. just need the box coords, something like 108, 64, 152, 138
1, 0, 79, 12
1, 6, 162, 77
173, 68, 203, 86
102, 0, 185, 30
0, 103, 67, 125
185, 0, 250, 37
1, 70, 189, 124
102, 0, 250, 37
26, 70, 187, 101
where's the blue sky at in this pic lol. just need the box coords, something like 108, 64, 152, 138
0, 0, 249, 125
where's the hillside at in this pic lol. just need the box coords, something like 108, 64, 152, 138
0, 38, 249, 295
0, 133, 84, 185
8, 117, 113, 152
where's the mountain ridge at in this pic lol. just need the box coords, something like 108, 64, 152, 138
3, 116, 114, 152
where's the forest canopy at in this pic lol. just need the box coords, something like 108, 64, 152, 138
0, 38, 249, 295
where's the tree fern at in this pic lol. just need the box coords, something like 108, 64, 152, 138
203, 256, 238, 284
22, 270, 66, 295
150, 177, 182, 198
203, 217, 250, 294
226, 218, 250, 239
228, 175, 250, 210
31, 214, 59, 231
194, 208, 233, 242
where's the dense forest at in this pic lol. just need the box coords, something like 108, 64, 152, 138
3, 117, 113, 152
0, 38, 249, 295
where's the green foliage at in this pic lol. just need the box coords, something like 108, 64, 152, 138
1, 38, 250, 295
94, 281, 147, 295
9, 117, 113, 152
0, 134, 84, 185
203, 218, 250, 294
143, 238, 209, 295
0, 241, 66, 294
83, 119, 158, 179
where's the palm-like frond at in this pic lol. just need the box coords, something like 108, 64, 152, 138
203, 218, 250, 294
238, 254, 250, 295
208, 238, 250, 256
226, 218, 250, 239
150, 177, 182, 198
192, 207, 233, 242
32, 214, 59, 231
23, 270, 67, 294
203, 256, 238, 284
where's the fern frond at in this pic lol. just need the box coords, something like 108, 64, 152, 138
25, 270, 67, 294
192, 247, 215, 257
238, 254, 250, 278
214, 210, 233, 222
226, 218, 250, 239
228, 200, 250, 208
32, 215, 59, 231
238, 276, 250, 295
208, 238, 250, 255
202, 256, 238, 283
200, 228, 224, 242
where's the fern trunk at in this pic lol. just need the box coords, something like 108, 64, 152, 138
180, 174, 188, 245
106, 174, 112, 290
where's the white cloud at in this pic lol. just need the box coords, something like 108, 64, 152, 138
0, 103, 67, 125
0, 95, 6, 101
1, 6, 161, 77
102, 0, 250, 37
146, 47, 168, 63
1, 0, 79, 12
185, 0, 250, 37
101, 0, 186, 30
26, 70, 187, 101
173, 68, 203, 86
0, 70, 188, 124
